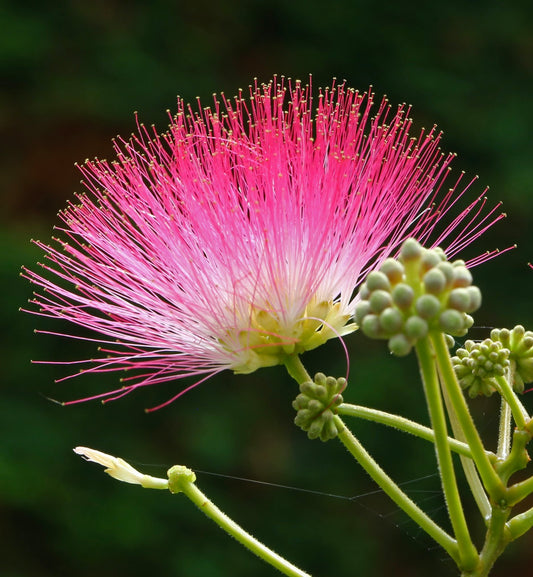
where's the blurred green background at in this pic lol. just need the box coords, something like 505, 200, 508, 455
2, 1, 533, 576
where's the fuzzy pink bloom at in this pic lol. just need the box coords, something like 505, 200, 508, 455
24, 77, 506, 409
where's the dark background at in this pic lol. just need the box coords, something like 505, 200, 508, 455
2, 1, 533, 576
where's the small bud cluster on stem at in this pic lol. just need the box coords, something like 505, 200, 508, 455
452, 339, 510, 398
491, 326, 533, 393
293, 373, 346, 441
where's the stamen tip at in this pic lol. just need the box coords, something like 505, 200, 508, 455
40, 393, 65, 407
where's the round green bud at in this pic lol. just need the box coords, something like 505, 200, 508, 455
323, 374, 337, 390
379, 258, 404, 284
354, 300, 371, 325
314, 384, 328, 402
423, 268, 447, 294
294, 408, 313, 427
433, 247, 447, 260
307, 399, 322, 413
447, 288, 471, 312
519, 357, 533, 382
322, 373, 346, 396
421, 249, 444, 272
436, 262, 455, 288
494, 326, 533, 388
369, 289, 393, 313
491, 327, 510, 348
445, 334, 456, 348
466, 286, 482, 312
292, 393, 308, 411
308, 415, 327, 440
464, 340, 475, 352
415, 294, 441, 319
379, 308, 404, 334
315, 414, 336, 442
439, 309, 465, 334
488, 349, 501, 362
452, 266, 473, 288
361, 314, 381, 338
358, 283, 370, 300
300, 381, 319, 397
366, 271, 391, 292
521, 336, 533, 354
467, 380, 497, 398
388, 333, 413, 356
514, 373, 526, 394
404, 316, 429, 340
400, 238, 423, 262
392, 283, 414, 310
510, 325, 526, 349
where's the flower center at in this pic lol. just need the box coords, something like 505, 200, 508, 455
220, 298, 357, 374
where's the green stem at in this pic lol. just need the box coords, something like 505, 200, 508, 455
494, 375, 529, 430
500, 435, 531, 491
337, 403, 476, 458
416, 337, 478, 571
440, 381, 491, 521
284, 355, 312, 385
506, 506, 533, 541
431, 333, 505, 501
168, 466, 311, 577
501, 432, 533, 503
334, 414, 460, 564
497, 397, 512, 460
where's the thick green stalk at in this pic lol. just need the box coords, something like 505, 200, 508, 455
337, 403, 476, 458
168, 466, 311, 577
431, 333, 505, 501
462, 507, 511, 577
416, 337, 478, 571
334, 414, 460, 564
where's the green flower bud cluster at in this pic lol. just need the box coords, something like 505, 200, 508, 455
292, 373, 345, 441
452, 339, 510, 398
354, 238, 481, 356
491, 326, 533, 393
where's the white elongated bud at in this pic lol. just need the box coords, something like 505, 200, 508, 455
74, 446, 168, 490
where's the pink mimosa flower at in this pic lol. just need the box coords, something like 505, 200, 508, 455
24, 77, 507, 409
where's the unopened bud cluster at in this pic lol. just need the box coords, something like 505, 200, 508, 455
354, 239, 481, 356
491, 326, 533, 393
292, 373, 345, 441
452, 339, 510, 398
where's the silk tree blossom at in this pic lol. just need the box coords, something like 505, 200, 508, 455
24, 77, 506, 408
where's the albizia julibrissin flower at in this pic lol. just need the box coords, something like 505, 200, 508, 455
24, 77, 506, 409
